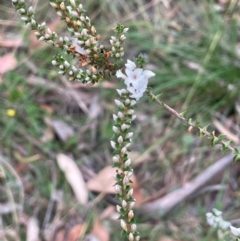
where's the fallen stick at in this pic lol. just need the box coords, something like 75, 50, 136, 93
140, 153, 233, 216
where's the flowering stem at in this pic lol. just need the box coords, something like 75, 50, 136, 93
111, 89, 139, 241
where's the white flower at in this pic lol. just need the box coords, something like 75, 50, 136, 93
219, 220, 231, 230
124, 68, 147, 88
116, 59, 155, 100
230, 226, 240, 237
125, 59, 136, 70
116, 70, 126, 79
71, 38, 87, 55
212, 208, 222, 217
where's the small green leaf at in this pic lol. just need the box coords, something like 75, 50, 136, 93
180, 110, 186, 117
218, 134, 226, 141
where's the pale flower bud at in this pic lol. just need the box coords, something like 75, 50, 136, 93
129, 201, 135, 209
113, 114, 118, 121
70, 0, 76, 7
135, 236, 140, 241
120, 220, 128, 231
128, 210, 134, 220
131, 115, 137, 121
112, 156, 120, 163
127, 189, 134, 197
110, 141, 117, 149
131, 224, 137, 232
116, 89, 123, 96
128, 109, 135, 115
60, 2, 65, 10
50, 2, 58, 8
81, 28, 88, 36
115, 99, 124, 108
122, 200, 127, 209
112, 126, 119, 133
121, 124, 130, 130
123, 176, 129, 185
124, 99, 130, 105
124, 159, 131, 167
118, 136, 123, 144
125, 132, 133, 139
115, 185, 122, 193
121, 147, 127, 154
116, 205, 121, 213
120, 34, 126, 40
129, 233, 134, 241
117, 111, 124, 118
64, 61, 70, 68
52, 60, 57, 66
130, 100, 137, 106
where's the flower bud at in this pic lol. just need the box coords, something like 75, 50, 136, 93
128, 210, 134, 221
127, 189, 134, 198
121, 124, 130, 130
121, 147, 127, 154
112, 126, 119, 133
128, 109, 134, 115
123, 176, 129, 185
52, 60, 57, 66
110, 141, 117, 149
117, 112, 124, 118
124, 159, 131, 167
50, 2, 58, 8
122, 200, 127, 209
60, 2, 65, 10
128, 233, 134, 241
125, 132, 133, 139
70, 0, 76, 7
115, 185, 122, 193
129, 201, 135, 209
131, 224, 137, 232
112, 155, 120, 163
113, 114, 118, 121
120, 220, 128, 231
115, 99, 124, 108
116, 205, 121, 213
117, 136, 123, 144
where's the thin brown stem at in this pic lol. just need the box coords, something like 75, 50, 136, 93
147, 90, 235, 153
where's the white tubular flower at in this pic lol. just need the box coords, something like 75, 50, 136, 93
71, 38, 87, 55
116, 70, 127, 79
116, 59, 155, 101
230, 226, 240, 237
124, 68, 146, 88
125, 59, 136, 70
212, 208, 222, 217
219, 220, 231, 230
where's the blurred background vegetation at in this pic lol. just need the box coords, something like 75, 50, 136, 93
0, 0, 240, 240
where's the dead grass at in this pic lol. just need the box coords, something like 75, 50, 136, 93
0, 0, 240, 240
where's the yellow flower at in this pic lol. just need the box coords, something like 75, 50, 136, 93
6, 108, 16, 117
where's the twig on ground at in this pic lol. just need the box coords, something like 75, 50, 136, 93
141, 153, 233, 216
